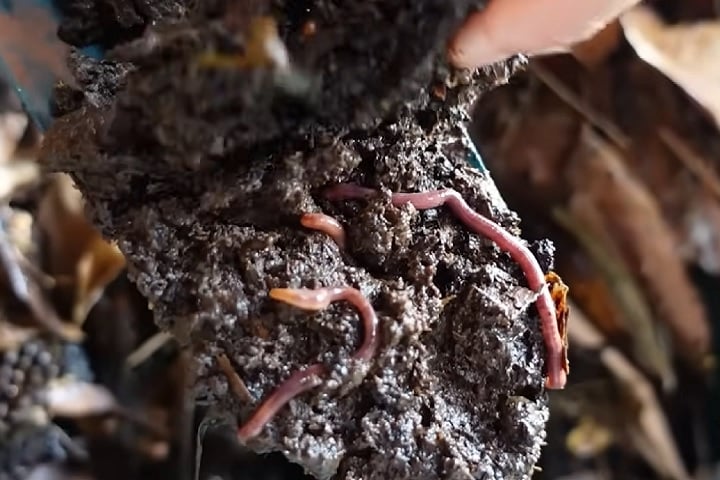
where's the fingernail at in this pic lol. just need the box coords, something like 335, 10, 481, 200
447, 10, 507, 69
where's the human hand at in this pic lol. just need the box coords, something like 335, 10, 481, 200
448, 0, 642, 69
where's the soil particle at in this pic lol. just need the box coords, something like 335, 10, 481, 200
40, 0, 549, 478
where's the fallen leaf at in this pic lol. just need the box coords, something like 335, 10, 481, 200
1, 208, 84, 341
553, 204, 676, 390
37, 174, 126, 324
557, 251, 625, 337
546, 271, 570, 378
621, 5, 720, 129
566, 415, 614, 459
0, 319, 36, 351
567, 127, 710, 364
568, 303, 691, 480
72, 237, 126, 324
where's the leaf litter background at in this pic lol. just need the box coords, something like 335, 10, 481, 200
2, 0, 720, 479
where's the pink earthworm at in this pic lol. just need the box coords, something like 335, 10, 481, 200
237, 286, 380, 441
324, 183, 567, 390
300, 213, 347, 249
237, 363, 326, 441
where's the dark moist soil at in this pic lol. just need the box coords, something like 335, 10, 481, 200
40, 1, 550, 478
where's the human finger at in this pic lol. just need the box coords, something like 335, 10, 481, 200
448, 0, 642, 69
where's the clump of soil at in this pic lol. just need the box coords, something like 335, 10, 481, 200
40, 0, 550, 478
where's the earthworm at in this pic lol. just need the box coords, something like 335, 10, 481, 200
324, 183, 567, 389
237, 363, 326, 441
300, 213, 346, 249
270, 287, 379, 363
237, 286, 380, 441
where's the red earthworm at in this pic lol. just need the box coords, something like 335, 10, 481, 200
237, 363, 326, 441
300, 213, 347, 249
237, 286, 380, 441
324, 183, 567, 389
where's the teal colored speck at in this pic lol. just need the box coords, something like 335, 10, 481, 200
460, 124, 487, 173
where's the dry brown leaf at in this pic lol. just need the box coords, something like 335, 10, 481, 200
1, 209, 84, 342
45, 379, 117, 418
568, 303, 691, 480
567, 127, 710, 363
565, 415, 614, 459
0, 320, 37, 351
558, 252, 625, 337
37, 174, 97, 275
553, 203, 676, 390
621, 5, 720, 129
37, 174, 126, 324
546, 271, 570, 378
72, 237, 126, 324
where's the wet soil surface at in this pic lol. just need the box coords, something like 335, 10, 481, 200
40, 0, 549, 478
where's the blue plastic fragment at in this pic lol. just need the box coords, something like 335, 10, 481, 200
0, 0, 104, 131
460, 124, 487, 172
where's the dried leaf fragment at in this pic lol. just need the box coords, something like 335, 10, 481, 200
568, 304, 691, 480
0, 319, 36, 351
621, 5, 720, 129
37, 174, 126, 325
567, 128, 710, 363
72, 237, 126, 324
546, 271, 570, 378
553, 204, 676, 390
566, 415, 614, 459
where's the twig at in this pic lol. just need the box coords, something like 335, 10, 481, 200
216, 354, 254, 404
658, 126, 720, 201
126, 331, 174, 369
529, 61, 631, 150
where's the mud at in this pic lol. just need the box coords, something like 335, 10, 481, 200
40, 1, 549, 478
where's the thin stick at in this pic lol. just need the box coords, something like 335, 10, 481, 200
325, 184, 567, 389
658, 126, 720, 201
0, 212, 83, 342
529, 62, 631, 150
216, 353, 254, 404
300, 213, 347, 249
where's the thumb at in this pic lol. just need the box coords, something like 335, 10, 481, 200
448, 0, 642, 69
